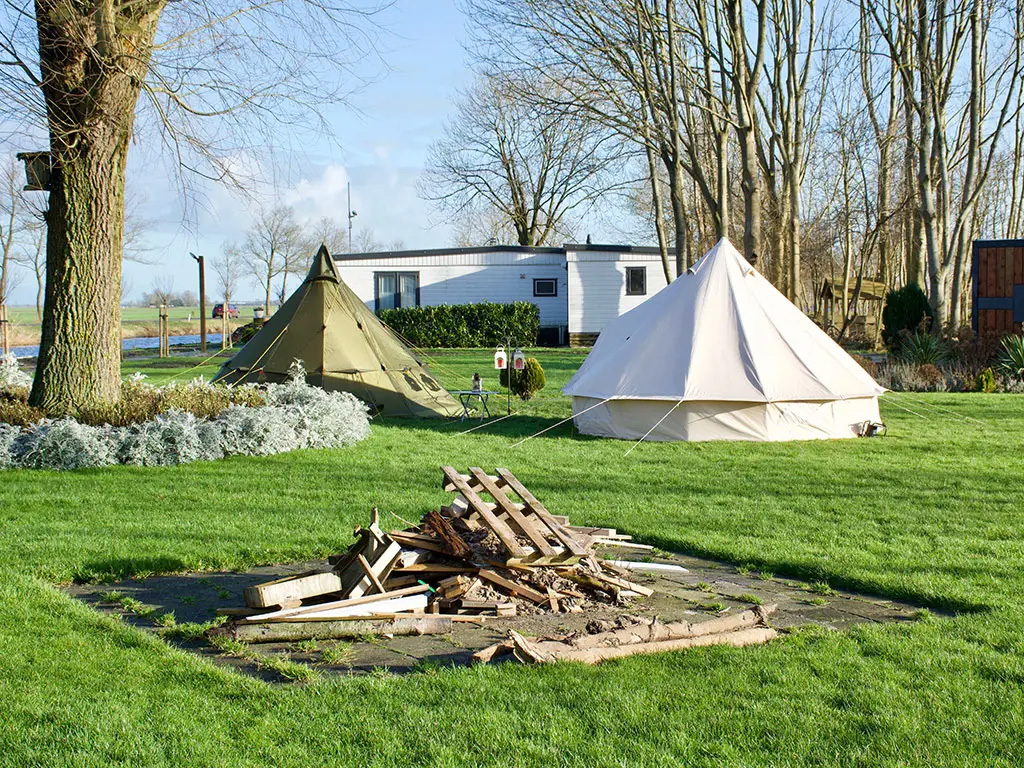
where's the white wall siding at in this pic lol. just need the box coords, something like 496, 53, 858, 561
566, 250, 671, 335
334, 251, 568, 328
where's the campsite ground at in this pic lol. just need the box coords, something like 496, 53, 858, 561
2, 349, 1023, 766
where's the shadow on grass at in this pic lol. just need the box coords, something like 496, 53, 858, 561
72, 555, 195, 584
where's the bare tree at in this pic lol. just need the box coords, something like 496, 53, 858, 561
147, 276, 176, 307
0, 157, 22, 306
243, 206, 302, 313
421, 74, 623, 248
0, 0, 386, 412
866, 0, 1024, 329
212, 244, 244, 309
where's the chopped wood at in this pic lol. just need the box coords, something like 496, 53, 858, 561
546, 588, 560, 612
388, 531, 449, 554
422, 509, 474, 559
472, 641, 513, 663
218, 616, 454, 643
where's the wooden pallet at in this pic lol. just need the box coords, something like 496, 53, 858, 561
440, 466, 589, 566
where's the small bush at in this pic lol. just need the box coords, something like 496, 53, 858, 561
77, 374, 265, 427
900, 330, 949, 365
12, 418, 117, 470
0, 353, 32, 391
998, 335, 1024, 382
882, 284, 933, 349
376, 302, 540, 348
0, 392, 45, 427
500, 357, 546, 400
916, 364, 945, 389
972, 367, 997, 394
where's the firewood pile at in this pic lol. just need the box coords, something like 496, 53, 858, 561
216, 467, 660, 643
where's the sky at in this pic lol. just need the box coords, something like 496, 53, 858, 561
7, 0, 477, 306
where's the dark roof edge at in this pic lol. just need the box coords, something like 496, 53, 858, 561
332, 242, 661, 262
973, 238, 1024, 248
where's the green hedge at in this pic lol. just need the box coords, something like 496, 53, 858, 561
376, 302, 540, 348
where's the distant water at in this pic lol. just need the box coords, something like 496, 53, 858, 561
10, 333, 226, 359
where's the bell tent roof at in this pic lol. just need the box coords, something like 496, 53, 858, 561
564, 238, 884, 404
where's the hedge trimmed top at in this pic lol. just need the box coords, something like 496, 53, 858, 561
377, 302, 540, 348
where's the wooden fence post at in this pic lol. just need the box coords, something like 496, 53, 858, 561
0, 305, 8, 356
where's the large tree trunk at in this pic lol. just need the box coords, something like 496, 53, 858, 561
29, 0, 162, 413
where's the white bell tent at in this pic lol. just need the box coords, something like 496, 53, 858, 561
563, 238, 885, 442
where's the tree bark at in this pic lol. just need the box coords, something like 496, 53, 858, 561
30, 0, 163, 413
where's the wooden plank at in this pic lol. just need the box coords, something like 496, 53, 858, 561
243, 571, 344, 609
357, 553, 386, 594
388, 531, 449, 554
469, 467, 555, 556
1015, 248, 1023, 284
240, 584, 432, 623
346, 540, 402, 600
495, 468, 589, 557
1005, 250, 1016, 296
442, 466, 527, 558
394, 563, 478, 574
259, 594, 429, 622
477, 568, 548, 603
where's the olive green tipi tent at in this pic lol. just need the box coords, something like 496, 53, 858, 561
214, 246, 460, 418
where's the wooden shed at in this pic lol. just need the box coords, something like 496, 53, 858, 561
972, 240, 1024, 336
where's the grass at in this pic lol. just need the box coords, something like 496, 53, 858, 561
1, 349, 1024, 766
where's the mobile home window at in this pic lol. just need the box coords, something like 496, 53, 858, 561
625, 266, 646, 296
375, 272, 420, 311
533, 278, 558, 297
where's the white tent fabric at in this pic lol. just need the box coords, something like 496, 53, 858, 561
563, 238, 885, 442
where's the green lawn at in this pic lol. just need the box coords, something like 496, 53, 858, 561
2, 349, 1023, 767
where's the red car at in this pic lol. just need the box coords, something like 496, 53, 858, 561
212, 303, 239, 319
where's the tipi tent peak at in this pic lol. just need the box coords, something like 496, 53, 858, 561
563, 238, 885, 442
214, 245, 460, 419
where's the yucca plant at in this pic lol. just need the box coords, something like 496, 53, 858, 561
899, 330, 949, 365
998, 334, 1024, 381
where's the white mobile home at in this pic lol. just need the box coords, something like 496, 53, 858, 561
333, 243, 669, 345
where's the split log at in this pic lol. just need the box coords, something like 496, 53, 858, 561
422, 510, 474, 560
219, 616, 454, 643
510, 626, 778, 664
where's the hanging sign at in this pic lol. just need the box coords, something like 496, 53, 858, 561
494, 346, 507, 370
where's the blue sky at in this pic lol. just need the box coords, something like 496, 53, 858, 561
10, 0, 476, 305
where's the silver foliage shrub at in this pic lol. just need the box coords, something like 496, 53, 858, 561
0, 360, 370, 470
0, 423, 20, 468
117, 409, 225, 466
12, 418, 117, 470
0, 353, 32, 392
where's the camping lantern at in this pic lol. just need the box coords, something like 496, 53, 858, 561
513, 348, 526, 370
494, 346, 507, 370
